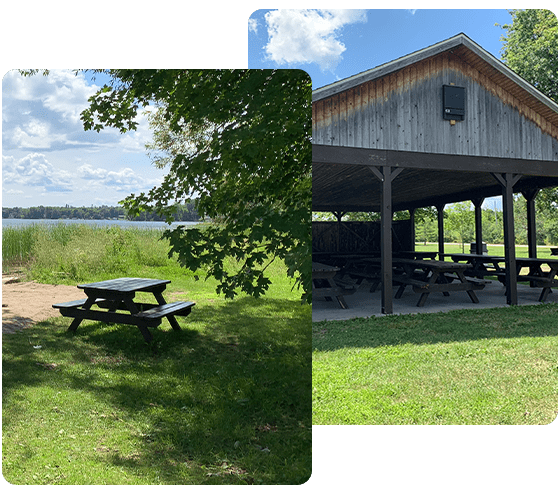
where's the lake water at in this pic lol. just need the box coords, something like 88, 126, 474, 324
2, 218, 200, 230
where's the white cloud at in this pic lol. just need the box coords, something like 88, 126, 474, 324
2, 153, 72, 192
10, 119, 66, 149
264, 9, 367, 71
42, 70, 98, 124
77, 162, 161, 192
2, 70, 151, 153
2, 71, 166, 206
78, 163, 108, 179
248, 18, 258, 34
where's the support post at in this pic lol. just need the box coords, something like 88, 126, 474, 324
409, 208, 417, 252
370, 166, 402, 314
333, 211, 345, 253
436, 204, 446, 260
493, 173, 522, 305
472, 198, 484, 254
522, 189, 539, 259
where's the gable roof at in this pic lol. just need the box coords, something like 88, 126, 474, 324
312, 33, 557, 123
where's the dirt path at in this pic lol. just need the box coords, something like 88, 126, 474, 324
2, 275, 83, 334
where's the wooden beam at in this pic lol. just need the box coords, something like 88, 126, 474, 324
313, 144, 557, 177
522, 189, 540, 260
436, 204, 446, 260
494, 173, 519, 305
381, 166, 393, 314
472, 198, 484, 254
378, 166, 403, 314
409, 208, 417, 251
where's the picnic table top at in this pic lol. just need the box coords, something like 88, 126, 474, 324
361, 257, 472, 271
78, 277, 171, 294
312, 262, 341, 272
446, 254, 557, 265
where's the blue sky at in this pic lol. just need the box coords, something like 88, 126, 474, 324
2, 70, 161, 208
248, 9, 520, 211
248, 9, 513, 89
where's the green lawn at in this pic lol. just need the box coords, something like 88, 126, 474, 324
416, 241, 555, 259
313, 304, 558, 425
2, 226, 311, 485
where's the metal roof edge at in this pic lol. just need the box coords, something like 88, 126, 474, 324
312, 32, 558, 115
457, 34, 558, 114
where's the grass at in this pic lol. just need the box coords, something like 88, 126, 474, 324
2, 225, 311, 484
313, 304, 558, 425
2, 223, 184, 282
417, 241, 555, 259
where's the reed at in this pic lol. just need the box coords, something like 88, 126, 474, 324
2, 224, 43, 267
2, 223, 175, 279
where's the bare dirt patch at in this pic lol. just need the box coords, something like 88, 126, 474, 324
2, 275, 83, 334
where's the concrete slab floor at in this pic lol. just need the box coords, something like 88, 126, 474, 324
312, 281, 558, 322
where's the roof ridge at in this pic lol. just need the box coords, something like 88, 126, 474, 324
312, 33, 557, 115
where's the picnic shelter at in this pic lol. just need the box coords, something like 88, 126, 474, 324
312, 33, 558, 314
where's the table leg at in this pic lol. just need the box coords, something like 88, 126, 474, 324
456, 271, 479, 303
416, 271, 439, 307
122, 297, 153, 342
435, 272, 451, 296
68, 296, 97, 331
335, 294, 349, 309
154, 292, 182, 331
395, 267, 414, 299
539, 287, 552, 302
538, 266, 557, 302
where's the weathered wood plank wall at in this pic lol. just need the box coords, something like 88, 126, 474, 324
312, 220, 413, 254
313, 52, 558, 161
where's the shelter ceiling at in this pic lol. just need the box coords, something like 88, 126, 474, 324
312, 145, 558, 213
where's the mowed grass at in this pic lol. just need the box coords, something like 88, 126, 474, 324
313, 304, 557, 425
2, 225, 311, 485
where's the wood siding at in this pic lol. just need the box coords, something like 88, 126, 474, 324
313, 52, 558, 161
312, 220, 413, 254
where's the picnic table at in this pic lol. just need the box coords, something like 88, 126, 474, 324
447, 254, 558, 302
387, 258, 488, 307
446, 253, 505, 278
53, 278, 195, 342
312, 262, 355, 309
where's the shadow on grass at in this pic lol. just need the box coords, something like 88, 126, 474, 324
312, 303, 558, 352
2, 296, 311, 485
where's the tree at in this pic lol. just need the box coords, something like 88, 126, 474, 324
498, 9, 558, 102
445, 202, 474, 252
80, 70, 312, 302
498, 12, 558, 236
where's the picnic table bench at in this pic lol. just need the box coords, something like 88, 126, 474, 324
313, 252, 437, 294
312, 262, 356, 309
447, 254, 558, 302
53, 278, 195, 342
382, 258, 488, 307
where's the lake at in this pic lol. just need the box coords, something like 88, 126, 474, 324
2, 218, 200, 230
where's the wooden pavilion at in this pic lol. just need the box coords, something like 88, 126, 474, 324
312, 33, 558, 314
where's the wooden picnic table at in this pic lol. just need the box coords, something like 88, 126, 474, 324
313, 252, 437, 292
447, 254, 558, 302
513, 257, 558, 302
53, 278, 195, 342
371, 257, 488, 307
393, 251, 438, 260
446, 253, 506, 278
312, 262, 355, 309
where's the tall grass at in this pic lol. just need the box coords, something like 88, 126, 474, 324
2, 224, 180, 282
2, 224, 43, 267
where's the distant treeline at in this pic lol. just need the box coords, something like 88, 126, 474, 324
2, 203, 200, 222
